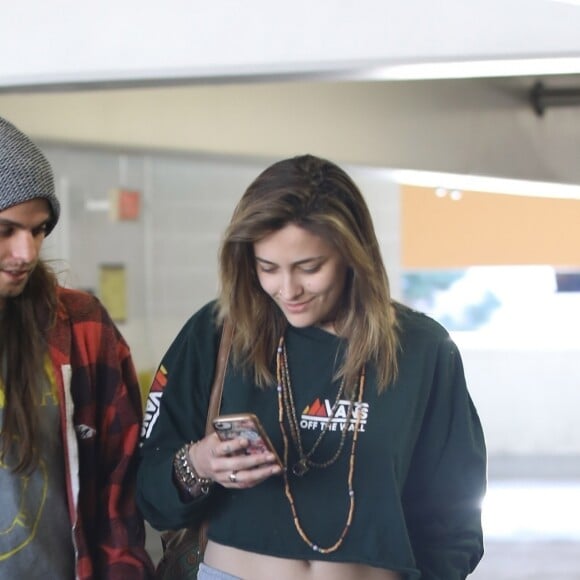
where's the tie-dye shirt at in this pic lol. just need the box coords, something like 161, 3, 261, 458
0, 358, 75, 578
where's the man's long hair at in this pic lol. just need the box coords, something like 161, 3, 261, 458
218, 154, 399, 394
0, 261, 58, 474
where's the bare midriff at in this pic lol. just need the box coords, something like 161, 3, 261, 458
204, 540, 404, 580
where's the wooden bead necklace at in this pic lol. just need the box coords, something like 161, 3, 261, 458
276, 336, 366, 554
278, 339, 357, 476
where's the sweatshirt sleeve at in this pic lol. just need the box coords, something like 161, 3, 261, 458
136, 302, 221, 530
402, 337, 487, 580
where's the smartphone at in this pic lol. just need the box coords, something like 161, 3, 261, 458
212, 413, 282, 467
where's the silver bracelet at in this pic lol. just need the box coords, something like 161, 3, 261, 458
173, 442, 213, 496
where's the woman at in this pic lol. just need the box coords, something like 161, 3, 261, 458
137, 155, 486, 579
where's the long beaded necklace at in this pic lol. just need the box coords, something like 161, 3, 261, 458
278, 338, 357, 476
276, 336, 366, 554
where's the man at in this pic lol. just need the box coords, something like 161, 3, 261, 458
0, 116, 153, 578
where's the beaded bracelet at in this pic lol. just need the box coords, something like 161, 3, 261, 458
173, 442, 213, 497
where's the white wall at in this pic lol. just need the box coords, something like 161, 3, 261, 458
41, 145, 263, 370
462, 347, 580, 455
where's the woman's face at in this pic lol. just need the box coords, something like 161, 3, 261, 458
253, 223, 348, 334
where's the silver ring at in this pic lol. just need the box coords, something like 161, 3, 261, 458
229, 471, 237, 483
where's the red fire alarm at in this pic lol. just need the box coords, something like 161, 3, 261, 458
109, 188, 141, 221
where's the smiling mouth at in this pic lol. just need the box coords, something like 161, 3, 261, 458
2, 269, 30, 281
282, 299, 312, 312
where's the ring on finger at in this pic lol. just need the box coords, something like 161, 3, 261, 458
229, 471, 237, 483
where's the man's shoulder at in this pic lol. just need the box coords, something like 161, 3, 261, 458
56, 286, 105, 322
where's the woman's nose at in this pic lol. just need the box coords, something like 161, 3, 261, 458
279, 274, 303, 300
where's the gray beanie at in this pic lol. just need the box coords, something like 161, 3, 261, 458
0, 116, 60, 235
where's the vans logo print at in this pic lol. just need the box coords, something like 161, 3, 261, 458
141, 364, 168, 442
300, 398, 369, 433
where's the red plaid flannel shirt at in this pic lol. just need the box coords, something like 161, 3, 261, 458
48, 287, 154, 579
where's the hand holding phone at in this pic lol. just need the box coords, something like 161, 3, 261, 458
212, 413, 282, 467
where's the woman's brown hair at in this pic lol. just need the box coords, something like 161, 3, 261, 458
0, 261, 58, 474
217, 154, 398, 393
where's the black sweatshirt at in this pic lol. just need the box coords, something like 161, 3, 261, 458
137, 301, 486, 580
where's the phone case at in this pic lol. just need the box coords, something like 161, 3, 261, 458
212, 413, 282, 465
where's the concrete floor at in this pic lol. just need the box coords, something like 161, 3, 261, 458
471, 540, 580, 580
470, 455, 580, 580
144, 455, 580, 579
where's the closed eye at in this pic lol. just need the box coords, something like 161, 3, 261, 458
0, 221, 49, 238
300, 264, 322, 274
32, 223, 49, 237
255, 258, 325, 274
255, 258, 278, 274
0, 226, 14, 238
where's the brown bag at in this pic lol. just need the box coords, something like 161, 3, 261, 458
154, 320, 233, 579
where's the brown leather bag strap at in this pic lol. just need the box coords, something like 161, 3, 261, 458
204, 318, 233, 435
156, 319, 234, 578
196, 318, 233, 554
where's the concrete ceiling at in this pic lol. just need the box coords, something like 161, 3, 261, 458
3, 0, 580, 90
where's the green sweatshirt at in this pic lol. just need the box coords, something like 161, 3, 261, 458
137, 301, 486, 580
